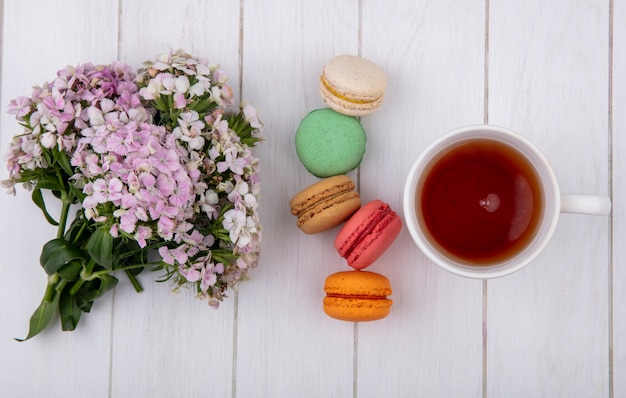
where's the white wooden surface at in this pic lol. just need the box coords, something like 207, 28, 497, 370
0, 0, 623, 397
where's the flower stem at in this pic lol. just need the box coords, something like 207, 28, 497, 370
69, 259, 96, 296
115, 261, 162, 270
124, 270, 143, 293
71, 221, 89, 245
43, 274, 60, 302
118, 241, 169, 259
77, 262, 160, 283
56, 192, 72, 239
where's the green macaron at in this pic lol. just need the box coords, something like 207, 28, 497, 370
295, 108, 366, 178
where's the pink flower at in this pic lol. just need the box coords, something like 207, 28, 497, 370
200, 264, 218, 291
134, 226, 152, 248
156, 173, 175, 197
119, 211, 138, 233
42, 88, 65, 111
180, 263, 201, 283
8, 97, 31, 118
243, 103, 263, 129
158, 246, 175, 265
170, 246, 188, 264
92, 177, 123, 203
217, 147, 245, 175
40, 132, 56, 149
157, 216, 175, 240
106, 128, 132, 155
169, 180, 192, 207
152, 148, 180, 173
173, 92, 186, 109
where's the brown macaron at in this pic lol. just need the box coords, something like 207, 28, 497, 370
290, 175, 361, 234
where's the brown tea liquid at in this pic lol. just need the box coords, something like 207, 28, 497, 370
419, 139, 543, 265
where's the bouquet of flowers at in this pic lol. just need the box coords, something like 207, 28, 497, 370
2, 50, 264, 340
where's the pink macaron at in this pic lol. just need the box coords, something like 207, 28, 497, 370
334, 200, 402, 270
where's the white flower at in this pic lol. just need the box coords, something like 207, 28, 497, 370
189, 82, 205, 97
227, 180, 249, 203
243, 193, 257, 209
40, 132, 56, 149
177, 111, 205, 150
88, 106, 105, 126
235, 216, 258, 248
175, 75, 190, 93
160, 76, 176, 94
200, 189, 219, 218
223, 208, 246, 244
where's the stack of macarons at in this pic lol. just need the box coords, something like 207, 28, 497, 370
290, 55, 402, 323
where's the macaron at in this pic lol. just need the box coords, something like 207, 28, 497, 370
290, 175, 361, 234
323, 270, 392, 322
319, 55, 387, 116
334, 200, 402, 270
295, 108, 366, 178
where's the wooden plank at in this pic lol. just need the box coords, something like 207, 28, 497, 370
487, 1, 611, 396
108, 1, 241, 397
0, 2, 618, 397
234, 1, 360, 396
0, 0, 119, 397
356, 1, 486, 396
613, 0, 626, 395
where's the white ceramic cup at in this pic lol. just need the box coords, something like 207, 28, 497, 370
403, 125, 611, 279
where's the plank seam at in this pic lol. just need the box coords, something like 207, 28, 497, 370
0, 0, 4, 152
355, 2, 363, 397
483, 1, 490, 397
232, 1, 245, 397
607, 0, 615, 396
109, 2, 124, 397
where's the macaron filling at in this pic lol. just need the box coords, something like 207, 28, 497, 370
291, 182, 355, 217
320, 76, 380, 104
337, 204, 395, 259
326, 293, 388, 300
295, 191, 360, 226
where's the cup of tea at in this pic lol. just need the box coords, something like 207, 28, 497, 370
403, 125, 611, 279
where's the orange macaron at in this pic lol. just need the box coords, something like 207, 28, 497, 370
323, 270, 393, 322
290, 175, 361, 234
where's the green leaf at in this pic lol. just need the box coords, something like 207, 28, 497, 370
189, 97, 214, 113
154, 96, 168, 112
74, 274, 119, 312
15, 288, 61, 341
63, 214, 90, 244
35, 173, 63, 191
57, 261, 82, 281
59, 289, 82, 331
40, 239, 86, 275
31, 188, 59, 226
85, 226, 113, 269
42, 150, 53, 169
95, 274, 119, 296
52, 147, 73, 176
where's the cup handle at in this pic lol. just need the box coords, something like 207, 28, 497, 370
560, 193, 612, 215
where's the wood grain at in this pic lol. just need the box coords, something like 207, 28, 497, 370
0, 0, 622, 397
487, 1, 611, 396
356, 1, 485, 396
235, 1, 360, 396
613, 0, 625, 395
0, 1, 119, 397
110, 1, 240, 397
